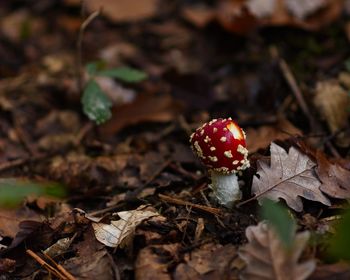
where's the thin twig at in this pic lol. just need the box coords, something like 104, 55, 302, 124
26, 250, 67, 279
159, 194, 221, 216
43, 253, 76, 280
76, 9, 101, 93
271, 46, 340, 158
270, 46, 317, 131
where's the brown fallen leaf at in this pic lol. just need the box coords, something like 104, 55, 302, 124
309, 261, 350, 280
64, 227, 113, 280
251, 142, 330, 212
239, 222, 316, 280
99, 93, 183, 137
217, 0, 343, 34
181, 5, 216, 28
316, 151, 350, 199
0, 258, 16, 274
0, 207, 43, 239
174, 243, 240, 280
246, 118, 302, 153
314, 79, 350, 147
135, 243, 180, 280
65, 0, 159, 22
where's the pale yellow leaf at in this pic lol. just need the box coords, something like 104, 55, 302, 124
92, 206, 160, 248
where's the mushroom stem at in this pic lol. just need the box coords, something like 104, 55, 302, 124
209, 170, 241, 208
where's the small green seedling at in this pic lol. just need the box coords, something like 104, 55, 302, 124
81, 61, 147, 124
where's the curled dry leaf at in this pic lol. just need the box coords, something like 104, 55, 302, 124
43, 236, 74, 258
252, 142, 330, 212
92, 206, 161, 248
239, 222, 316, 280
316, 151, 350, 199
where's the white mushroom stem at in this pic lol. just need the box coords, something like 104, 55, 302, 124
208, 170, 241, 208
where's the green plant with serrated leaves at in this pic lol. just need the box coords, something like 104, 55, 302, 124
81, 61, 147, 124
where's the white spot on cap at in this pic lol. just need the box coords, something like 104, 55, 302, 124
237, 144, 248, 157
213, 127, 218, 133
204, 135, 211, 143
224, 150, 233, 158
190, 132, 194, 142
209, 119, 218, 126
220, 137, 227, 142
194, 141, 204, 159
233, 160, 239, 165
210, 146, 216, 151
208, 156, 218, 162
200, 129, 205, 135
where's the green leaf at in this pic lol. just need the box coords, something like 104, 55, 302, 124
329, 209, 350, 260
0, 178, 66, 208
96, 67, 147, 83
82, 79, 112, 124
260, 199, 296, 249
85, 61, 106, 76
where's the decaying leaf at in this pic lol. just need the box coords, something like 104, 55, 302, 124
316, 151, 350, 199
239, 222, 316, 280
0, 207, 43, 238
252, 142, 330, 212
44, 236, 74, 258
65, 0, 159, 22
135, 243, 180, 280
309, 262, 350, 280
92, 206, 160, 248
217, 0, 343, 34
99, 93, 183, 136
63, 226, 113, 280
314, 80, 350, 147
246, 118, 302, 153
174, 243, 240, 280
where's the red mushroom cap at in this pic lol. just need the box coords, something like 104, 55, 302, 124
190, 118, 249, 174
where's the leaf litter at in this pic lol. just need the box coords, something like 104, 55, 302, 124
1, 0, 350, 279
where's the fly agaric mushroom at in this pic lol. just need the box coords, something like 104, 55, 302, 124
190, 118, 250, 207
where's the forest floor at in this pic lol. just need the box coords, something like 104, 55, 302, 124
0, 1, 350, 279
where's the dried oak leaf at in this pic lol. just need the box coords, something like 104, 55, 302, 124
92, 206, 161, 248
252, 142, 330, 212
239, 222, 316, 280
316, 151, 350, 199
